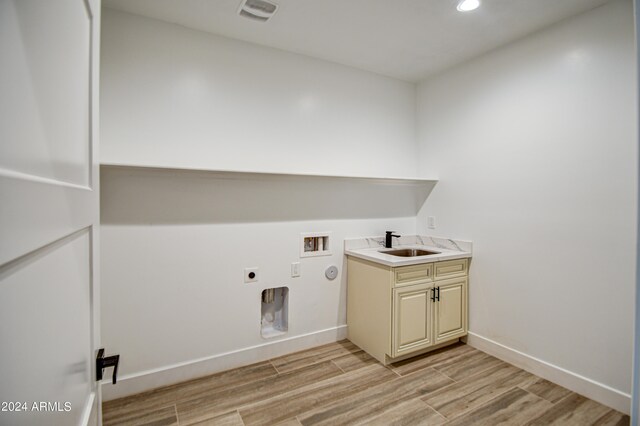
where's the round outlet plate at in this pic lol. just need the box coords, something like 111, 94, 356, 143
325, 265, 338, 280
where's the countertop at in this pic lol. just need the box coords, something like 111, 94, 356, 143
344, 235, 472, 267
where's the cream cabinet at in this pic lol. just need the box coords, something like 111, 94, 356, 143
434, 277, 467, 343
392, 283, 433, 357
347, 256, 468, 364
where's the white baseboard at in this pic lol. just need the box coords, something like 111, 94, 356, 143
466, 332, 631, 415
101, 325, 348, 401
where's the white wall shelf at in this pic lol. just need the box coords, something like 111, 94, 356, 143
100, 163, 437, 224
100, 163, 438, 185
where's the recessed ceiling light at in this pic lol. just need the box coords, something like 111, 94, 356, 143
457, 0, 480, 12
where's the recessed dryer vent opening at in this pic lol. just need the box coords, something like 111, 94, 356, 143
261, 287, 288, 338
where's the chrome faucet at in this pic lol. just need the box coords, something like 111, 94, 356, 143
385, 231, 401, 248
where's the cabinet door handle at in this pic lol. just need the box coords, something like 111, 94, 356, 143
436, 286, 440, 301
431, 288, 437, 302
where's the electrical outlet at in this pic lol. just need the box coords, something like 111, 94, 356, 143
427, 216, 436, 229
291, 262, 300, 278
244, 267, 258, 283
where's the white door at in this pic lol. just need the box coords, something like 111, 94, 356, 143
0, 0, 101, 425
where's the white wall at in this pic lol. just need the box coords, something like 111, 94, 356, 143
417, 0, 636, 410
100, 9, 422, 399
101, 206, 415, 384
100, 168, 419, 398
100, 9, 417, 178
632, 0, 639, 422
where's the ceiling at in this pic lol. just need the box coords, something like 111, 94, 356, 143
103, 0, 613, 82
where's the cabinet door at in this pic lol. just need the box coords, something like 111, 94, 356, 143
392, 283, 433, 357
434, 277, 467, 343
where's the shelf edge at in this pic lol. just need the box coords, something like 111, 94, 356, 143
100, 162, 438, 184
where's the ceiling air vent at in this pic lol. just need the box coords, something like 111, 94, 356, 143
238, 0, 278, 22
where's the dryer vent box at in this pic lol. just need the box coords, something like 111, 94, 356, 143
238, 0, 278, 22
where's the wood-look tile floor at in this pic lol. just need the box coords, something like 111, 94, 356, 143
102, 341, 630, 426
